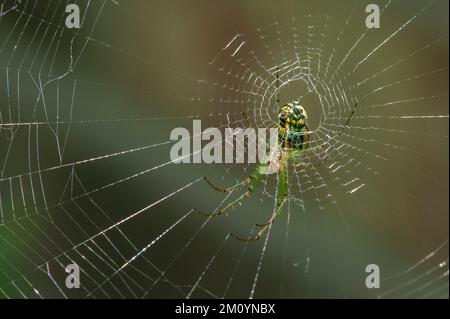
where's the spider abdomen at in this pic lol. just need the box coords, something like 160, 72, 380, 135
278, 101, 309, 149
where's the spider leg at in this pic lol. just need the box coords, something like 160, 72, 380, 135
229, 232, 262, 242
254, 156, 289, 237
230, 178, 288, 242
202, 176, 247, 193
255, 195, 288, 227
197, 189, 252, 216
241, 112, 251, 128
197, 165, 265, 217
230, 195, 288, 242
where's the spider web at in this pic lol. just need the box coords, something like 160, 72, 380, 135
0, 0, 448, 298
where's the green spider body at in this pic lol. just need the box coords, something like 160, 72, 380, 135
200, 101, 310, 241
198, 98, 357, 241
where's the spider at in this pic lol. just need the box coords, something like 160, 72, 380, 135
197, 74, 358, 241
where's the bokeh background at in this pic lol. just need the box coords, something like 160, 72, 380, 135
0, 0, 448, 298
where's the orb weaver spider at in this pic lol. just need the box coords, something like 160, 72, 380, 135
197, 73, 358, 241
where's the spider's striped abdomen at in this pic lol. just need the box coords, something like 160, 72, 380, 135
278, 101, 309, 149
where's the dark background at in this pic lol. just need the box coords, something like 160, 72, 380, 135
0, 0, 448, 298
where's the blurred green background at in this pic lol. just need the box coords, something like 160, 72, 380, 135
0, 0, 448, 298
